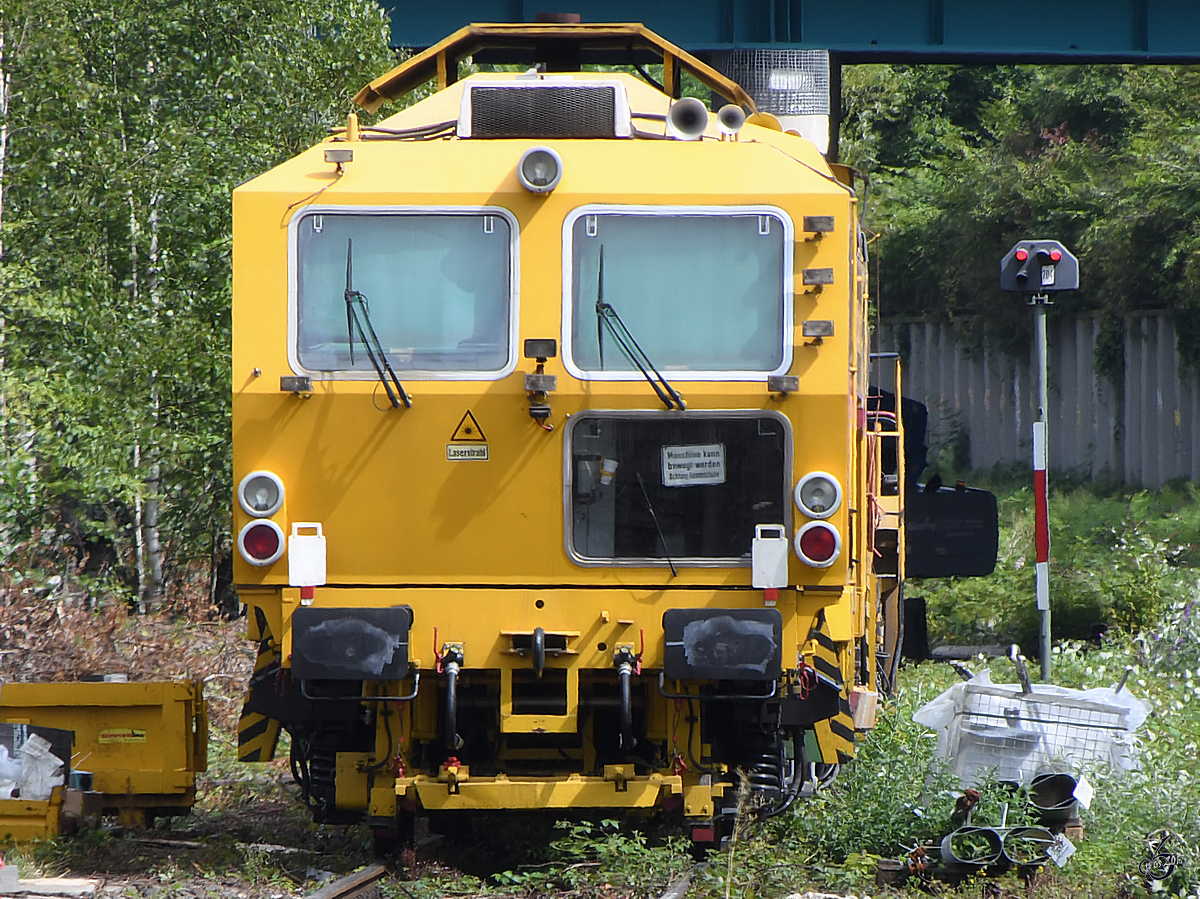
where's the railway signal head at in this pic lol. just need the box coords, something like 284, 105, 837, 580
1000, 239, 1078, 292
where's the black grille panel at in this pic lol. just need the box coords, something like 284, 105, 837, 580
469, 86, 617, 138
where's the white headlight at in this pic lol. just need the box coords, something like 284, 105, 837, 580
517, 146, 563, 193
794, 471, 842, 519
238, 470, 285, 518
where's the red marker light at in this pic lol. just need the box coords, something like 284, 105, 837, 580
1015, 248, 1029, 262
800, 527, 837, 562
1049, 249, 1062, 262
243, 523, 280, 561
237, 519, 285, 566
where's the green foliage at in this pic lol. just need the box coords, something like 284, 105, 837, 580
1036, 641, 1200, 895
0, 0, 395, 597
763, 640, 1200, 896
491, 819, 689, 895
844, 63, 1200, 373
783, 689, 961, 859
1136, 598, 1200, 675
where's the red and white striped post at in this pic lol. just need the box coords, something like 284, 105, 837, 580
1001, 242, 1076, 683
1033, 296, 1052, 681
1033, 421, 1050, 667
1001, 243, 1078, 681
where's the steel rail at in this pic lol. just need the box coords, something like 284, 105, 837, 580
305, 864, 388, 899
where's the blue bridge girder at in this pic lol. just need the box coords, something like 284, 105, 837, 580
391, 1, 1200, 62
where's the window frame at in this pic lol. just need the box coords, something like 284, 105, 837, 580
561, 409, 794, 569
287, 204, 521, 381
560, 204, 795, 382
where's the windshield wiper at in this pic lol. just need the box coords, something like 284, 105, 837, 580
344, 239, 411, 409
594, 246, 685, 411
636, 473, 678, 577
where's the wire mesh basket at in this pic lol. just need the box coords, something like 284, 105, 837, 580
948, 683, 1137, 785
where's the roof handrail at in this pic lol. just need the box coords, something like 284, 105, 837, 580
353, 22, 757, 113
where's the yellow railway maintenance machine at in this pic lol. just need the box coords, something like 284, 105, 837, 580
233, 23, 913, 848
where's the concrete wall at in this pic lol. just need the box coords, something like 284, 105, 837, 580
878, 313, 1200, 486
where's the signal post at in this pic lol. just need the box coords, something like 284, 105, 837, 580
1000, 240, 1080, 681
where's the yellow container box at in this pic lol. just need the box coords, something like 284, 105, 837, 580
0, 681, 207, 826
0, 787, 65, 843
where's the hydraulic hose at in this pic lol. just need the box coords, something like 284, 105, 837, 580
444, 658, 460, 751
617, 659, 636, 750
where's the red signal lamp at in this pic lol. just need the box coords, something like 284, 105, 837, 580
1015, 248, 1029, 262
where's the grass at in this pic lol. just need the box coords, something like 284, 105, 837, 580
11, 655, 1197, 898
762, 641, 1200, 898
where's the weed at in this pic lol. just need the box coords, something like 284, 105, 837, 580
488, 818, 690, 896
781, 687, 962, 860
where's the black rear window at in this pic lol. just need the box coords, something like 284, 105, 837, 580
566, 413, 790, 564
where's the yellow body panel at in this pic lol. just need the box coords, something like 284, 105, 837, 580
398, 772, 679, 811
266, 586, 829, 670
232, 121, 854, 590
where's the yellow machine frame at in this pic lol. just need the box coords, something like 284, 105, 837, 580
232, 22, 906, 845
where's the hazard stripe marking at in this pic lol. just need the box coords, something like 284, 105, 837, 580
252, 639, 275, 673
808, 610, 858, 765
813, 657, 842, 682
239, 715, 270, 743
830, 719, 856, 742
238, 637, 282, 762
238, 711, 281, 763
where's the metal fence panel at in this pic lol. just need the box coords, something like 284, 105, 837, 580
878, 313, 1200, 487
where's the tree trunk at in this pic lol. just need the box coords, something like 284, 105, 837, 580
126, 188, 146, 604
142, 460, 163, 609
133, 441, 146, 611
140, 194, 164, 610
0, 21, 12, 449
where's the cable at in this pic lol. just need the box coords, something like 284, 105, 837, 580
636, 472, 678, 576
362, 119, 456, 136
365, 700, 395, 773
632, 127, 672, 140
280, 168, 344, 226
742, 138, 854, 194
361, 125, 456, 142
328, 119, 457, 138
759, 752, 805, 818
685, 698, 716, 775
289, 736, 316, 810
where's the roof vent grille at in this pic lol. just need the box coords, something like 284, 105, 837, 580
458, 81, 632, 139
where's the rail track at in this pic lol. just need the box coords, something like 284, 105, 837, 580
305, 864, 387, 899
